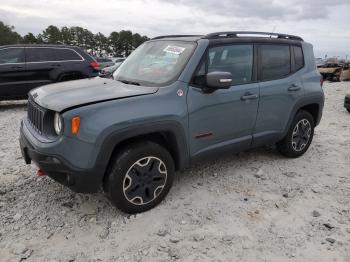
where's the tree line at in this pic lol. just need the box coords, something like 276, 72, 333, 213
0, 21, 150, 57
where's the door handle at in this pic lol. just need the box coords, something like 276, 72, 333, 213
11, 66, 23, 69
51, 64, 61, 67
241, 93, 258, 101
288, 84, 301, 92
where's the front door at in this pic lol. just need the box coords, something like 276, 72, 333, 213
187, 44, 259, 159
0, 47, 26, 99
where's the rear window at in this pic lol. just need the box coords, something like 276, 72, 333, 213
54, 49, 82, 61
0, 48, 25, 64
260, 45, 291, 81
293, 46, 304, 71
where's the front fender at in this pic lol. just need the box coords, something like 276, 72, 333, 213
93, 120, 190, 176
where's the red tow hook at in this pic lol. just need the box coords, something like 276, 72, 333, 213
37, 169, 46, 177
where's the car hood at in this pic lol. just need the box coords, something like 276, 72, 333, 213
30, 77, 158, 112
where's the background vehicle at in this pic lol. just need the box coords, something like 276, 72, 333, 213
340, 62, 350, 81
112, 57, 126, 63
315, 58, 326, 67
0, 44, 99, 100
345, 95, 350, 112
318, 58, 349, 82
100, 61, 123, 78
20, 32, 324, 214
318, 62, 343, 82
95, 57, 114, 69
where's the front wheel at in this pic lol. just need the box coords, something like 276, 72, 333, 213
105, 141, 175, 214
277, 110, 315, 158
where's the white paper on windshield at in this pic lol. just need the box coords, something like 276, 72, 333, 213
163, 46, 185, 55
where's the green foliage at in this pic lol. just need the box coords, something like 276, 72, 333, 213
42, 25, 62, 44
22, 33, 38, 44
94, 32, 110, 56
0, 21, 22, 45
0, 21, 150, 57
109, 31, 122, 57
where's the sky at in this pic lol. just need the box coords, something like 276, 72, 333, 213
0, 0, 349, 58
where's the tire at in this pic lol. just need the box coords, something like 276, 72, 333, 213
277, 110, 315, 158
105, 141, 175, 214
347, 108, 350, 113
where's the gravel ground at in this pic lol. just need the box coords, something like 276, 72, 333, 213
0, 81, 349, 262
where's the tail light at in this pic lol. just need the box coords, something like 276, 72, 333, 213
37, 169, 46, 176
90, 61, 100, 70
320, 76, 324, 88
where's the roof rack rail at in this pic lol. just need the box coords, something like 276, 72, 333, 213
203, 31, 303, 41
152, 35, 202, 40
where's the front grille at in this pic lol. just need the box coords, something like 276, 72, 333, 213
27, 98, 46, 135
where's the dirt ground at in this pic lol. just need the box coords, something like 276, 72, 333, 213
0, 81, 349, 262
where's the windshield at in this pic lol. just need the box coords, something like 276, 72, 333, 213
113, 40, 196, 86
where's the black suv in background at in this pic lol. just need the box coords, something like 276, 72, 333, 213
0, 45, 100, 100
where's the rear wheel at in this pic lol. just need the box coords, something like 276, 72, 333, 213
277, 110, 315, 158
105, 141, 175, 214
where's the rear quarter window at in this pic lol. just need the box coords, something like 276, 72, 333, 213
260, 45, 291, 81
293, 46, 304, 71
54, 49, 82, 61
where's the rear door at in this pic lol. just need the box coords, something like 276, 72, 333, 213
0, 47, 26, 99
52, 48, 86, 79
253, 44, 304, 146
25, 47, 57, 90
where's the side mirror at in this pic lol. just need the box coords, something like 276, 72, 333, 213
206, 71, 232, 89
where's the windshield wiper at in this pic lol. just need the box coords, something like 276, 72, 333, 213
118, 79, 140, 86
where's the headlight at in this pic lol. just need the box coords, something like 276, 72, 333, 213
53, 112, 63, 135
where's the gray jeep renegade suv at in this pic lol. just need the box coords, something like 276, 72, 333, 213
20, 32, 324, 213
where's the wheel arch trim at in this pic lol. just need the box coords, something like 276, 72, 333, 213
94, 120, 190, 184
282, 94, 324, 138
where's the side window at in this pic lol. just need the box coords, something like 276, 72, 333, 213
54, 49, 82, 61
293, 46, 304, 71
208, 45, 253, 85
0, 48, 25, 64
26, 48, 57, 62
260, 45, 291, 81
